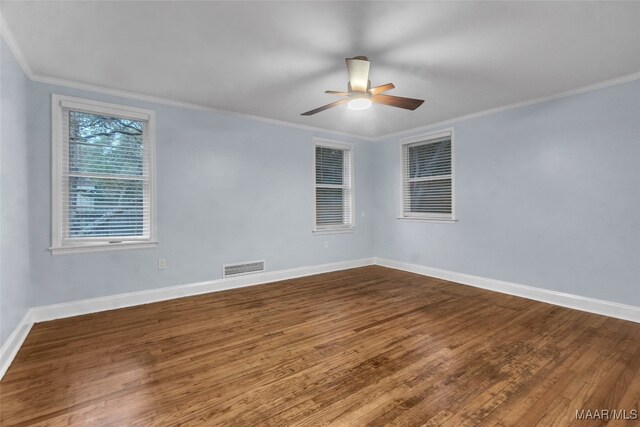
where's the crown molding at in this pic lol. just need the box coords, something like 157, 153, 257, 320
2, 17, 639, 142
0, 21, 374, 142
0, 11, 34, 78
27, 70, 640, 143
373, 71, 640, 141
28, 72, 377, 141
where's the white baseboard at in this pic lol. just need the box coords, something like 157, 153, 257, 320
29, 257, 375, 323
0, 257, 373, 379
374, 258, 640, 324
0, 310, 34, 379
3, 256, 638, 380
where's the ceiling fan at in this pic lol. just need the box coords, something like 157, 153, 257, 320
301, 56, 424, 116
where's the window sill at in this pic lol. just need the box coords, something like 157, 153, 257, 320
50, 241, 158, 255
396, 217, 458, 224
312, 227, 355, 235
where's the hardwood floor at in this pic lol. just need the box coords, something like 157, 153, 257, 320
1, 266, 639, 426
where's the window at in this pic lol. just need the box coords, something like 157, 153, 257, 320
314, 139, 354, 232
400, 130, 455, 220
51, 95, 156, 254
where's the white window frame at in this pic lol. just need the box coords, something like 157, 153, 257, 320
398, 128, 457, 223
313, 138, 355, 234
50, 94, 157, 255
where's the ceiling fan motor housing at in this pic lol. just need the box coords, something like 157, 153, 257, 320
346, 57, 371, 93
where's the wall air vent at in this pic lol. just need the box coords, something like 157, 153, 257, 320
223, 260, 265, 278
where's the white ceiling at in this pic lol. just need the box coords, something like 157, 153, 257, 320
2, 1, 640, 138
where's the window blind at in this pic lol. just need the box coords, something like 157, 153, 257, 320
315, 144, 353, 229
60, 109, 151, 241
402, 135, 453, 218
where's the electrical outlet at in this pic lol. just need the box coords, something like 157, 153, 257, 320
158, 258, 166, 270
323, 241, 329, 250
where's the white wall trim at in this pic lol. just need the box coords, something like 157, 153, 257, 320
2, 16, 639, 143
4, 257, 639, 379
27, 257, 640, 325
0, 12, 34, 78
49, 241, 159, 255
31, 73, 377, 141
374, 71, 640, 141
29, 70, 640, 144
29, 258, 374, 323
0, 310, 33, 379
0, 257, 373, 379
0, 17, 373, 141
0, 16, 373, 141
374, 258, 640, 324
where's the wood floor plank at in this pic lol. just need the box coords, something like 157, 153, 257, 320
1, 266, 638, 426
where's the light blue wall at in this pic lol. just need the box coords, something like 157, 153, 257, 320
27, 82, 375, 306
373, 80, 640, 306
1, 39, 32, 347
2, 34, 639, 351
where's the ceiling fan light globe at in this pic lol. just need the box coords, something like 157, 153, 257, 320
348, 97, 372, 110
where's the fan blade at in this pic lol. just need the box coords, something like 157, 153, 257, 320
325, 90, 350, 96
372, 94, 424, 110
301, 98, 349, 116
368, 83, 395, 96
345, 57, 370, 92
